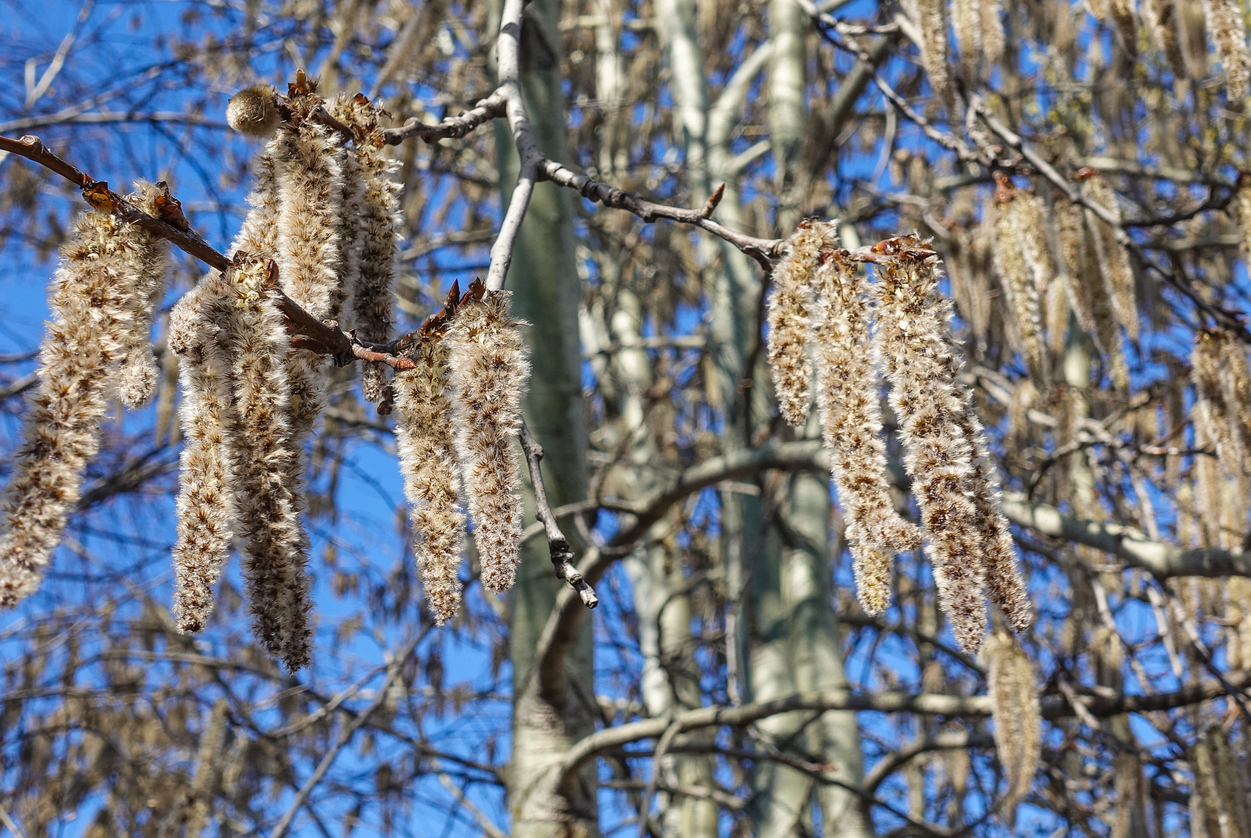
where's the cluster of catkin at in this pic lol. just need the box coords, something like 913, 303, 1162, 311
393, 282, 530, 624
766, 223, 1032, 652
1190, 723, 1251, 838
0, 182, 171, 609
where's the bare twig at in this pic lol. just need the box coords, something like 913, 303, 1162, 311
518, 420, 598, 609
382, 90, 508, 145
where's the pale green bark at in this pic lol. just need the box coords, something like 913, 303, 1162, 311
489, 2, 595, 835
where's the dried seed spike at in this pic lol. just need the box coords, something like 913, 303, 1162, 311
870, 245, 989, 652
1080, 172, 1139, 342
1144, 0, 1188, 76
904, 0, 950, 97
0, 205, 161, 607
979, 0, 1005, 67
991, 178, 1051, 380
951, 0, 982, 78
118, 180, 174, 409
1202, 0, 1251, 101
446, 290, 530, 593
273, 112, 347, 583
985, 631, 1041, 823
169, 274, 239, 634
394, 336, 466, 624
223, 255, 313, 671
812, 242, 922, 614
767, 220, 822, 426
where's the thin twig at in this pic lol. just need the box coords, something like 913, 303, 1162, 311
382, 90, 508, 145
518, 420, 598, 609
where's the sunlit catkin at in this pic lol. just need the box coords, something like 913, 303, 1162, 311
168, 274, 238, 634
1203, 0, 1251, 101
1192, 331, 1240, 472
117, 181, 173, 408
991, 178, 1049, 379
980, 0, 1005, 67
394, 336, 465, 624
222, 256, 312, 672
1144, 0, 1187, 76
1080, 172, 1139, 341
871, 243, 988, 652
1232, 174, 1251, 269
951, 0, 981, 77
1055, 199, 1128, 389
812, 246, 921, 614
984, 631, 1040, 820
1218, 330, 1251, 462
447, 289, 530, 593
907, 0, 950, 97
0, 197, 165, 608
767, 221, 821, 426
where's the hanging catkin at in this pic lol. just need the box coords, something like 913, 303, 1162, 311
1080, 171, 1139, 341
871, 242, 989, 652
117, 181, 174, 408
1054, 198, 1129, 389
951, 0, 981, 78
991, 177, 1051, 380
0, 186, 169, 608
273, 95, 347, 544
220, 255, 313, 672
168, 273, 239, 634
447, 285, 530, 593
904, 0, 950, 98
1143, 0, 1187, 77
394, 335, 466, 624
812, 242, 922, 614
767, 222, 820, 426
1202, 0, 1251, 101
985, 631, 1040, 821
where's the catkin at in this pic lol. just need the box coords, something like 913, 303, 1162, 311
992, 181, 1052, 380
980, 0, 1005, 67
871, 244, 989, 652
812, 244, 922, 614
1081, 173, 1139, 341
117, 181, 173, 408
447, 289, 530, 593
1231, 178, 1251, 270
951, 0, 981, 78
0, 195, 166, 607
1107, 0, 1138, 58
767, 222, 821, 426
1219, 331, 1251, 463
168, 274, 239, 634
1203, 0, 1251, 101
222, 256, 313, 672
984, 630, 1041, 820
905, 0, 950, 98
356, 148, 401, 405
394, 336, 465, 624
1055, 199, 1128, 389
1143, 0, 1187, 76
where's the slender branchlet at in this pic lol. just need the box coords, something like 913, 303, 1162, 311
1143, 0, 1188, 76
1080, 172, 1139, 342
991, 178, 1048, 380
168, 274, 239, 634
767, 221, 821, 426
812, 244, 922, 614
222, 255, 313, 672
446, 288, 530, 594
226, 85, 282, 138
117, 180, 174, 408
1202, 0, 1251, 101
394, 336, 466, 624
871, 243, 988, 652
984, 630, 1040, 822
0, 196, 165, 607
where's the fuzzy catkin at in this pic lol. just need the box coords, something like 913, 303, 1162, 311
1203, 0, 1251, 101
355, 146, 401, 405
1081, 174, 1139, 341
273, 115, 347, 573
168, 274, 239, 634
905, 0, 950, 97
1144, 0, 1187, 76
222, 256, 313, 672
992, 187, 1050, 380
1056, 200, 1129, 389
117, 181, 173, 408
985, 631, 1041, 820
812, 246, 922, 614
980, 0, 1005, 67
1218, 331, 1251, 463
951, 0, 981, 77
1108, 0, 1138, 58
767, 222, 821, 426
446, 291, 530, 593
0, 199, 165, 607
1232, 181, 1251, 270
394, 337, 465, 624
871, 247, 988, 652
